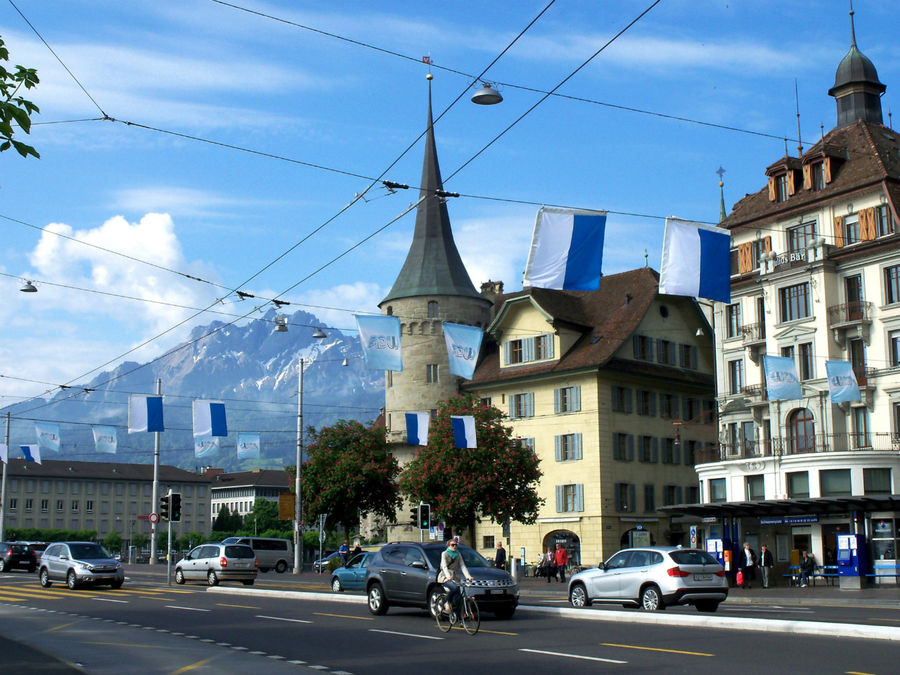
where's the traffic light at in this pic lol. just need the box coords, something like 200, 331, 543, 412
170, 493, 182, 522
408, 505, 418, 527
418, 503, 431, 530
159, 493, 170, 521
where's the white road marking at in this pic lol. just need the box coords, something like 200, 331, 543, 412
368, 628, 443, 641
91, 598, 127, 604
164, 605, 210, 612
520, 648, 627, 664
256, 614, 312, 624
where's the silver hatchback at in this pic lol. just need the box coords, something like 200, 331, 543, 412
174, 543, 257, 586
568, 546, 728, 612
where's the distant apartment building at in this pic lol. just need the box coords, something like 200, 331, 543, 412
207, 468, 291, 524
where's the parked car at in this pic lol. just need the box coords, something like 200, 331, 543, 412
567, 546, 728, 613
0, 542, 38, 573
313, 551, 342, 573
174, 543, 257, 586
331, 551, 375, 592
365, 541, 518, 619
221, 536, 292, 573
38, 542, 124, 589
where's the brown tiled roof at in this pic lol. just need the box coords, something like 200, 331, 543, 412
468, 267, 691, 385
722, 121, 900, 229
210, 468, 291, 488
4, 458, 209, 482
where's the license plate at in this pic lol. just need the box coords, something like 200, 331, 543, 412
693, 574, 712, 581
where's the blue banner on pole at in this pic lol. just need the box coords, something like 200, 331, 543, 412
92, 425, 118, 454
442, 322, 483, 380
763, 355, 802, 400
35, 422, 61, 454
825, 360, 861, 403
356, 315, 402, 371
237, 433, 261, 459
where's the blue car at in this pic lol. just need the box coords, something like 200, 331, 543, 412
331, 552, 374, 592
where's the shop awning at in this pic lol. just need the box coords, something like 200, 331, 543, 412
659, 494, 900, 520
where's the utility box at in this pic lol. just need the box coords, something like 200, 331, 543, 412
837, 533, 867, 589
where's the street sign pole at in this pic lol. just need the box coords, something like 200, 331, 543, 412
166, 489, 173, 586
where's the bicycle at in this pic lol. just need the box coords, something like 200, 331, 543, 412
434, 582, 480, 635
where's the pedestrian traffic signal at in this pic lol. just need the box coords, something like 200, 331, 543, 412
418, 503, 431, 530
170, 493, 182, 522
159, 493, 170, 520
408, 506, 418, 527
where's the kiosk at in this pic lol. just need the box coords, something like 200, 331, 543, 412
837, 533, 867, 589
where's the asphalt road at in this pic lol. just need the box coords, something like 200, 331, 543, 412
1, 568, 898, 674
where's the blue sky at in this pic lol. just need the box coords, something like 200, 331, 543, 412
1, 0, 898, 403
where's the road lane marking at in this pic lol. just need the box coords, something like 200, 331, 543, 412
165, 605, 211, 612
44, 621, 77, 632
92, 598, 128, 603
256, 615, 312, 624
846, 672, 877, 675
520, 648, 627, 664
601, 642, 714, 657
171, 658, 213, 674
313, 612, 373, 621
217, 603, 262, 609
369, 628, 443, 641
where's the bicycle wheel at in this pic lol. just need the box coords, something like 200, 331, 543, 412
434, 594, 452, 633
461, 596, 480, 635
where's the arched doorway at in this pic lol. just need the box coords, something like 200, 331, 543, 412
788, 408, 816, 454
620, 527, 655, 549
543, 530, 581, 567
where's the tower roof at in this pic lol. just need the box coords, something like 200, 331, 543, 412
827, 6, 885, 128
380, 84, 483, 306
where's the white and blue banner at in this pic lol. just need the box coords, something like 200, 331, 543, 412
442, 322, 483, 380
0, 443, 7, 464
194, 435, 219, 458
192, 399, 228, 437
825, 360, 861, 403
237, 432, 261, 460
21, 444, 41, 464
356, 314, 402, 371
91, 425, 117, 454
659, 218, 731, 303
763, 355, 802, 401
35, 422, 61, 454
523, 207, 606, 290
451, 415, 477, 449
128, 395, 165, 433
405, 412, 430, 446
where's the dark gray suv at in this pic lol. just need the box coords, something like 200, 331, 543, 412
365, 541, 518, 619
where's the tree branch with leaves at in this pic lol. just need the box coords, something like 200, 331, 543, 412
1, 36, 40, 159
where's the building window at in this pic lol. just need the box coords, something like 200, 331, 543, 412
482, 535, 495, 550
741, 421, 756, 455
679, 343, 697, 369
86, 500, 93, 513
510, 393, 534, 419
843, 214, 860, 245
863, 468, 892, 495
8, 498, 16, 511
534, 334, 553, 360
56, 500, 65, 511
728, 359, 744, 395
426, 364, 438, 383
875, 205, 895, 237
812, 162, 826, 190
709, 478, 726, 503
427, 301, 438, 318
853, 407, 870, 448
504, 334, 554, 365
612, 386, 632, 413
25, 498, 33, 511
787, 471, 810, 498
557, 484, 583, 513
613, 433, 632, 461
820, 469, 851, 497
893, 401, 900, 443
637, 390, 656, 416
659, 393, 679, 419
632, 335, 653, 361
554, 386, 581, 413
657, 339, 676, 365
726, 303, 742, 338
71, 500, 78, 512
798, 342, 814, 380
644, 484, 656, 512
788, 408, 816, 454
555, 433, 582, 461
663, 485, 682, 507
507, 339, 524, 364
614, 483, 635, 512
661, 437, 678, 464
887, 265, 900, 305
788, 222, 816, 252
780, 282, 810, 322
775, 174, 788, 202
685, 440, 698, 465
516, 437, 535, 454
638, 436, 657, 463
889, 330, 900, 368
746, 475, 765, 501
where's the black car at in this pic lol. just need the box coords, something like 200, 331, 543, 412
0, 542, 39, 573
365, 541, 518, 619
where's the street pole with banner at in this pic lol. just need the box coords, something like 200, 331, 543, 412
318, 513, 327, 573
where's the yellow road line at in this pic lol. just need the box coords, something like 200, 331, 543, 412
601, 642, 714, 657
846, 671, 877, 675
313, 612, 373, 621
171, 658, 213, 674
45, 622, 77, 632
216, 603, 261, 609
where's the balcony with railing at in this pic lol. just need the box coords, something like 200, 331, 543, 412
740, 322, 766, 345
852, 365, 877, 387
695, 432, 899, 464
827, 301, 872, 328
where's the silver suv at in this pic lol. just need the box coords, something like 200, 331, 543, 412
38, 542, 124, 589
567, 546, 728, 612
174, 543, 257, 586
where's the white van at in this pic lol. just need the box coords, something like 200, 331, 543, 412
222, 537, 292, 573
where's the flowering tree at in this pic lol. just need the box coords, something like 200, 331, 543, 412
1, 37, 40, 159
299, 420, 401, 541
399, 393, 543, 541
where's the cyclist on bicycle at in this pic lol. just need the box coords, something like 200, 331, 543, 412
438, 539, 473, 614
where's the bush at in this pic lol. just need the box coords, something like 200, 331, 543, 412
326, 557, 344, 573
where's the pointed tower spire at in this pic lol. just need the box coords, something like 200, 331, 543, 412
381, 76, 483, 304
716, 166, 727, 222
828, 1, 885, 128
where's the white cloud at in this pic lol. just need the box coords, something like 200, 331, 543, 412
299, 281, 387, 332
455, 212, 532, 293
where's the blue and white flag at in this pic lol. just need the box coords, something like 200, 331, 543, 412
356, 315, 402, 371
825, 361, 861, 404
405, 412, 430, 446
21, 444, 41, 464
35, 422, 61, 454
451, 415, 477, 449
237, 433, 261, 460
128, 395, 165, 433
192, 400, 228, 437
442, 323, 483, 380
523, 207, 606, 290
763, 355, 802, 401
0, 443, 7, 464
659, 218, 731, 303
194, 435, 219, 458
92, 425, 117, 454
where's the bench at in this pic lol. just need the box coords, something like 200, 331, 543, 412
784, 565, 838, 586
866, 566, 900, 583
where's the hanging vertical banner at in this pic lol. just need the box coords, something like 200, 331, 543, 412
0, 443, 7, 464
659, 217, 731, 303
194, 435, 219, 458
92, 425, 118, 454
442, 323, 483, 380
128, 395, 165, 433
355, 314, 403, 371
523, 207, 607, 290
763, 355, 802, 400
21, 444, 41, 464
450, 415, 477, 449
405, 412, 430, 446
237, 433, 261, 460
34, 422, 61, 454
192, 400, 228, 437
825, 360, 861, 403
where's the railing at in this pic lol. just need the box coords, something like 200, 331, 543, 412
740, 322, 766, 343
740, 383, 768, 401
827, 301, 872, 326
852, 365, 877, 386
695, 432, 900, 464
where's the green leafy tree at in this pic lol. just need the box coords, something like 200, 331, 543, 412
132, 533, 149, 551
245, 498, 279, 535
399, 393, 543, 542
212, 504, 242, 532
103, 531, 123, 553
300, 420, 401, 541
0, 36, 40, 158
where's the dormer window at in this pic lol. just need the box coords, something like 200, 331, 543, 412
503, 334, 554, 366
812, 162, 826, 190
775, 174, 789, 202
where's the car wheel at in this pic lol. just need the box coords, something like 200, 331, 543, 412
174, 569, 185, 585
110, 580, 124, 589
67, 570, 79, 590
695, 600, 719, 613
367, 583, 388, 615
242, 580, 254, 586
207, 570, 219, 587
331, 577, 343, 592
39, 568, 52, 587
640, 585, 665, 611
569, 583, 591, 608
428, 587, 444, 619
275, 560, 287, 574
0, 559, 6, 572
494, 606, 516, 620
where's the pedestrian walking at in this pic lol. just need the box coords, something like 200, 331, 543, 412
759, 544, 774, 588
544, 547, 557, 583
494, 541, 507, 570
554, 543, 569, 583
738, 542, 757, 589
